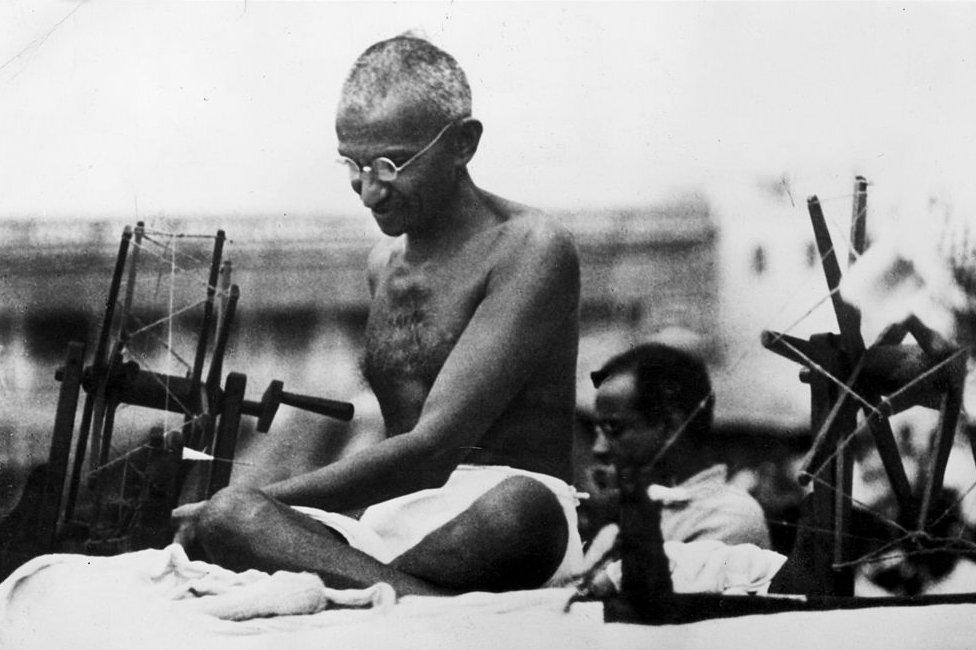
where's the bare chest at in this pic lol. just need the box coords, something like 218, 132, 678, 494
362, 256, 485, 385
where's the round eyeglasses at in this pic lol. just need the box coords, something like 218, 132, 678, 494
336, 121, 455, 183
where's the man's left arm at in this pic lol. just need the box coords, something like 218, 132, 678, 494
671, 492, 772, 549
407, 219, 580, 453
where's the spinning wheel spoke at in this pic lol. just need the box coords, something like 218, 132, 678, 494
860, 407, 914, 515
875, 348, 968, 416
207, 371, 247, 496
121, 223, 144, 338
65, 227, 133, 521
848, 176, 868, 264
799, 360, 864, 482
809, 195, 865, 354
186, 230, 225, 450
760, 330, 821, 368
966, 425, 976, 492
42, 341, 86, 548
874, 322, 910, 346
917, 374, 965, 530
90, 340, 126, 472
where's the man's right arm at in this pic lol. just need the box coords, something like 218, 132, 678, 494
262, 218, 580, 512
665, 492, 771, 549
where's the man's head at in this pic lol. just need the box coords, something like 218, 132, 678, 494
339, 35, 471, 128
335, 35, 482, 236
589, 343, 714, 481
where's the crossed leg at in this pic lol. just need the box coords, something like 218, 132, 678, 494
193, 475, 569, 597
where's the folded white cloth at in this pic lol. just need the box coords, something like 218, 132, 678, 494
0, 544, 396, 649
580, 523, 787, 596
173, 562, 394, 621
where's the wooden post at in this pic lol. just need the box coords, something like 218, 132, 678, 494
805, 333, 856, 597
849, 176, 868, 267
65, 227, 133, 522
207, 372, 247, 496
185, 231, 225, 450
121, 222, 144, 338
38, 341, 86, 549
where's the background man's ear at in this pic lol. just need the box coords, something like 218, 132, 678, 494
454, 118, 483, 165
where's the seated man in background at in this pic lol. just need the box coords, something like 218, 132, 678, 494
574, 342, 780, 596
587, 342, 771, 548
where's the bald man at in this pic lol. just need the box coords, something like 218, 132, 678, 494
173, 35, 584, 596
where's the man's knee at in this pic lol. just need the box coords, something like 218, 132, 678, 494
472, 476, 569, 586
391, 475, 570, 591
482, 476, 567, 536
197, 485, 269, 541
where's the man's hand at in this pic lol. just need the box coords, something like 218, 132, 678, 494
171, 500, 208, 547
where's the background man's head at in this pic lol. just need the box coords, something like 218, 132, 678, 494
590, 342, 714, 480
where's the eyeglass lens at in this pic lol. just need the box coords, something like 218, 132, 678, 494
340, 157, 399, 183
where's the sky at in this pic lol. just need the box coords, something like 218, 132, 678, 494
2, 1, 976, 221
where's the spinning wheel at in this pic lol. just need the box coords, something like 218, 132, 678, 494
761, 177, 970, 596
10, 223, 355, 564
595, 176, 976, 624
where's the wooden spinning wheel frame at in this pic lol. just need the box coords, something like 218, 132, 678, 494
17, 222, 354, 563
761, 176, 971, 597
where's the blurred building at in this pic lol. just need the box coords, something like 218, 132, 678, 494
0, 193, 826, 499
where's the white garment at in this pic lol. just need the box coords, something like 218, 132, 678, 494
581, 524, 787, 596
293, 464, 585, 587
657, 464, 772, 549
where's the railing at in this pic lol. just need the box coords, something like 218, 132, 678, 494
0, 199, 715, 257
0, 214, 378, 254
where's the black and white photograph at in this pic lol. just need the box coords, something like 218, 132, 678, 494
3, 2, 976, 647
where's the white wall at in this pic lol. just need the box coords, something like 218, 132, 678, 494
3, 2, 976, 221
5, 1, 976, 430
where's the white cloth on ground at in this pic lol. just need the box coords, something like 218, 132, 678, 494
4, 544, 976, 650
581, 519, 787, 596
0, 544, 396, 648
293, 464, 586, 587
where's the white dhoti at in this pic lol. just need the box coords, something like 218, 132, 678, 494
293, 464, 585, 587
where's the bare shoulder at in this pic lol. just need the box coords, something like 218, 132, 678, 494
486, 196, 579, 269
